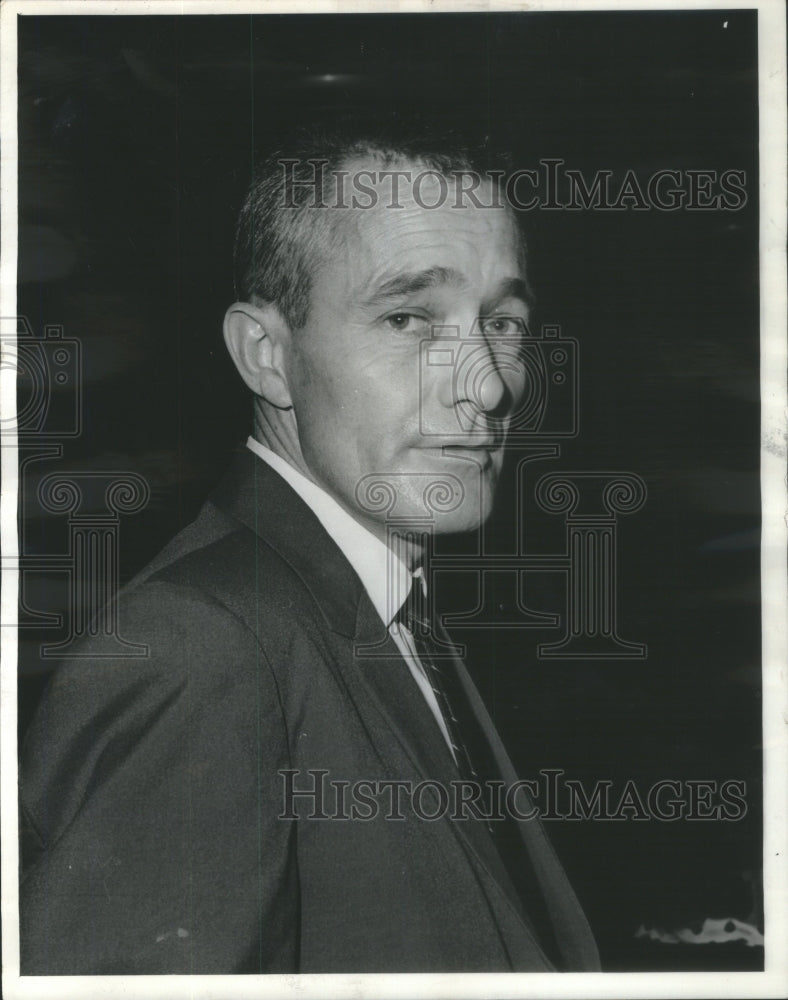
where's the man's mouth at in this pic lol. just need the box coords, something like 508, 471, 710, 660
437, 443, 496, 468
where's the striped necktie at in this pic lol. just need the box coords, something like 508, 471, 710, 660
395, 582, 479, 781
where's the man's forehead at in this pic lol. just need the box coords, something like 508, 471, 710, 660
358, 265, 533, 313
321, 157, 521, 275
337, 152, 503, 211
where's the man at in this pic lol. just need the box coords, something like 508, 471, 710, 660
19, 124, 600, 974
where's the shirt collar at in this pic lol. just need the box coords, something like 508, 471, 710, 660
246, 437, 413, 627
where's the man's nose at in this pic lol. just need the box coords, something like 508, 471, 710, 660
437, 331, 514, 418
473, 347, 509, 414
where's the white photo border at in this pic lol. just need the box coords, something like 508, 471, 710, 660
2, 2, 785, 998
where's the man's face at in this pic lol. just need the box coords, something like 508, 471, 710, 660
283, 159, 529, 540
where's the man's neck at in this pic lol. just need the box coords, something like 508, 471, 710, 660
249, 421, 424, 572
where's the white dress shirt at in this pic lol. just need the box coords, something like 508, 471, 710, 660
246, 437, 455, 756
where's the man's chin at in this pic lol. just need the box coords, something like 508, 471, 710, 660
415, 475, 497, 537
351, 464, 497, 535
429, 494, 495, 536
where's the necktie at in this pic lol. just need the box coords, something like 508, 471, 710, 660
395, 584, 478, 781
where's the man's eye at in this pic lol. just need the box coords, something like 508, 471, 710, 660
481, 316, 526, 337
384, 313, 429, 333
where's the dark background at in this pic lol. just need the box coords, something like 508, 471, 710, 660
16, 10, 761, 971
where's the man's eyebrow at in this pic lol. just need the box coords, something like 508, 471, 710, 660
483, 277, 535, 312
362, 265, 467, 305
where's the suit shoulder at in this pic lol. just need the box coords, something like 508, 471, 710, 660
143, 511, 325, 632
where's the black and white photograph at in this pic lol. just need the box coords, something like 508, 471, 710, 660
1, 1, 785, 997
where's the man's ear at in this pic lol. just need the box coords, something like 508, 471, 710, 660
223, 301, 293, 409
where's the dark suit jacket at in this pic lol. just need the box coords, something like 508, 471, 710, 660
19, 447, 600, 975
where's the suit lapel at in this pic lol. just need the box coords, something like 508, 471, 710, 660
350, 600, 460, 788
209, 447, 362, 636
348, 596, 556, 967
450, 647, 601, 971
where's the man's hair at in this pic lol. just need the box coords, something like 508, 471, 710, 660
233, 117, 520, 330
